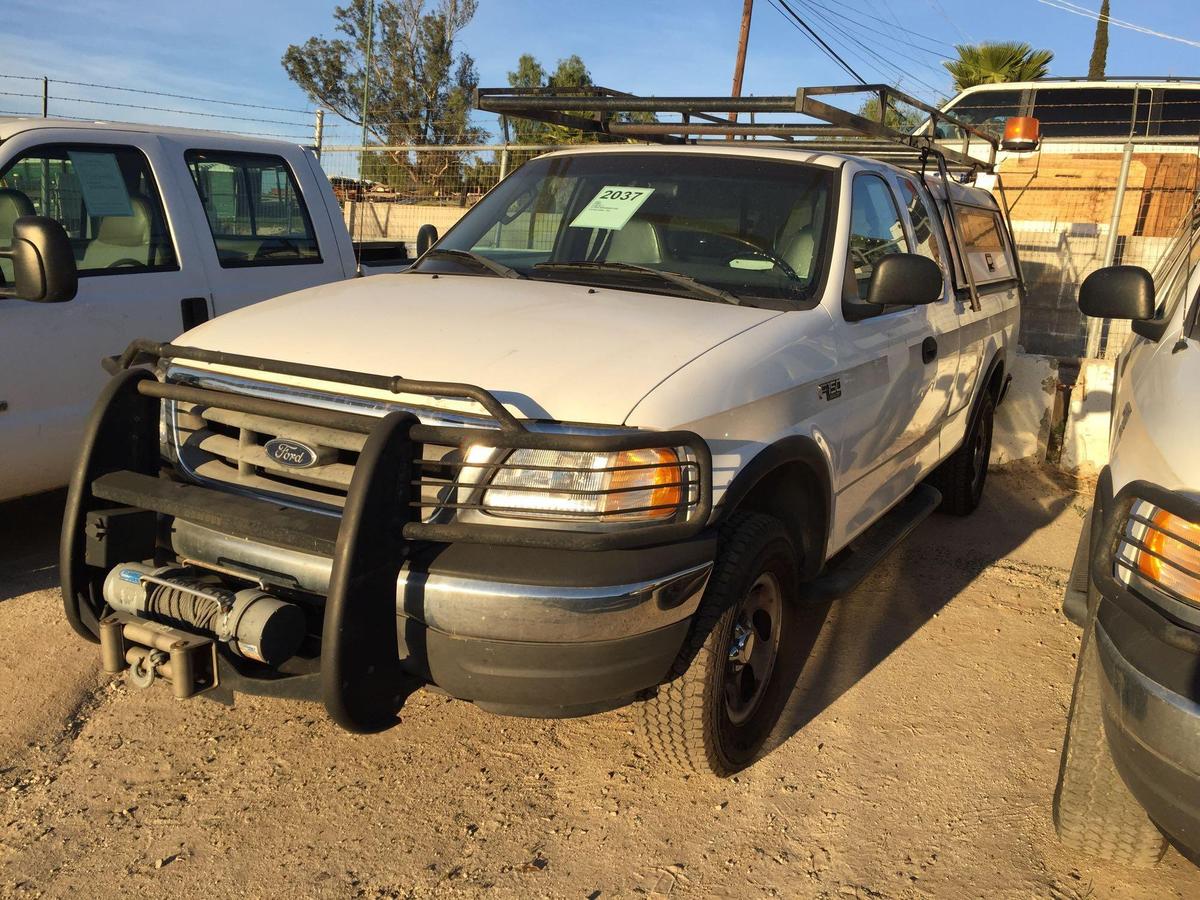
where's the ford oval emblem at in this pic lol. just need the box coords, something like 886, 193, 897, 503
264, 438, 320, 469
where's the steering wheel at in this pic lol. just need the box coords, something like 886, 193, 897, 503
107, 258, 146, 269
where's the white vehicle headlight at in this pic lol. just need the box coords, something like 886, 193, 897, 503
1118, 500, 1200, 606
470, 445, 686, 522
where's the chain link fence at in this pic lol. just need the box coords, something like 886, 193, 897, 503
1000, 142, 1200, 359
317, 135, 570, 248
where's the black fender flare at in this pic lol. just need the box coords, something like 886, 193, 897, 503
963, 350, 1006, 442
717, 434, 833, 580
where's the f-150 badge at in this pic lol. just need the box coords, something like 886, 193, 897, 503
818, 379, 842, 402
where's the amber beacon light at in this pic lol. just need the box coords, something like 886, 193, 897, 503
1001, 116, 1041, 152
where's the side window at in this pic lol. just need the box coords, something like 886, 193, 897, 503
185, 150, 320, 268
1032, 88, 1137, 138
956, 206, 1014, 284
849, 174, 909, 300
0, 143, 177, 283
899, 179, 946, 271
1159, 89, 1200, 138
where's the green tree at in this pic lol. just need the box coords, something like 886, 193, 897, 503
505, 53, 654, 147
1088, 1, 1110, 80
282, 0, 487, 193
505, 54, 548, 146
857, 95, 925, 134
943, 42, 1054, 92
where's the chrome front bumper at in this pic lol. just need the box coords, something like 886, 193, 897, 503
170, 519, 712, 644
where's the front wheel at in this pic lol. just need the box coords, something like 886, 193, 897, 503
638, 512, 799, 776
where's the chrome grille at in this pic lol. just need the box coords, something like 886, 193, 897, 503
165, 369, 477, 515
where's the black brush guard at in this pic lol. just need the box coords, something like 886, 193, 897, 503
62, 341, 713, 732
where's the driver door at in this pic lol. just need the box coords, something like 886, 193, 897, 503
0, 131, 209, 499
828, 171, 950, 548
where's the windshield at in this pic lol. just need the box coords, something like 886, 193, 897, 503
414, 152, 835, 306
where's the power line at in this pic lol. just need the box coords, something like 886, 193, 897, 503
790, 0, 947, 100
46, 93, 312, 128
1037, 0, 1200, 50
769, 0, 866, 84
0, 72, 315, 114
796, 0, 952, 60
789, 0, 957, 51
872, 0, 905, 35
926, 0, 971, 43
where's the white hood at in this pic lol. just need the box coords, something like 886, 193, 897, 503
177, 273, 783, 424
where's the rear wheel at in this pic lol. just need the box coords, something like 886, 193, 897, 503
1053, 625, 1167, 866
930, 391, 994, 516
639, 512, 799, 776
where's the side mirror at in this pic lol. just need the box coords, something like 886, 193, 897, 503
416, 223, 439, 257
1078, 265, 1155, 320
866, 253, 944, 306
0, 216, 78, 303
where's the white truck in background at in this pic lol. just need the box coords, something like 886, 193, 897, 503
0, 117, 408, 502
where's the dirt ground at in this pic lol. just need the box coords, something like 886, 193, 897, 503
1, 464, 1197, 899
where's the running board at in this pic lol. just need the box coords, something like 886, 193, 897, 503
801, 483, 942, 604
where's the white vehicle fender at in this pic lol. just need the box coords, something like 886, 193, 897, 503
625, 307, 842, 571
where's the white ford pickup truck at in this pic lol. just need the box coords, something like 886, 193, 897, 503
59, 88, 1023, 776
0, 117, 407, 501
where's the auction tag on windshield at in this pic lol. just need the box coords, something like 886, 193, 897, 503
569, 186, 654, 231
67, 151, 133, 217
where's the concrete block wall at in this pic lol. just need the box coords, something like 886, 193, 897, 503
989, 352, 1114, 475
1060, 359, 1115, 475
991, 353, 1059, 466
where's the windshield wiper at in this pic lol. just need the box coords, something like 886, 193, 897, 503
421, 248, 525, 279
533, 261, 741, 306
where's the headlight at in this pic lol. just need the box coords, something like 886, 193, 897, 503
469, 446, 686, 522
1118, 500, 1200, 605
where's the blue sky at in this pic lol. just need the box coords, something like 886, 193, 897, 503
1, 0, 1196, 140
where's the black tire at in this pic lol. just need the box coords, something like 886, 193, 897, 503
930, 390, 994, 516
638, 511, 799, 777
1053, 624, 1167, 866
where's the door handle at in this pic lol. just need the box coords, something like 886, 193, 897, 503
180, 297, 210, 331
922, 336, 938, 364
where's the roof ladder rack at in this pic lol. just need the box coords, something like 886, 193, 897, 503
476, 83, 1006, 310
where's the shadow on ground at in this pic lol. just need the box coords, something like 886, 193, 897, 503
0, 489, 65, 601
762, 465, 1079, 757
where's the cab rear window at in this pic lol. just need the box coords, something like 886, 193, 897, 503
956, 206, 1014, 284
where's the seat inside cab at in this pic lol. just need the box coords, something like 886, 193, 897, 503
80, 194, 170, 271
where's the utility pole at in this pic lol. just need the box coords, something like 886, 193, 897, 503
358, 0, 375, 181
355, 0, 375, 275
728, 0, 754, 133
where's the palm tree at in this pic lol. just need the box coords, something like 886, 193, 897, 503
943, 42, 1055, 92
